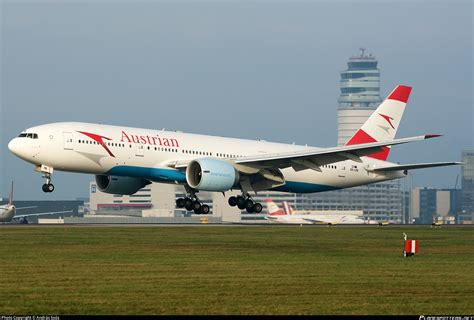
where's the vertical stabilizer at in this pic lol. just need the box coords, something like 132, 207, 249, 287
345, 85, 412, 160
8, 181, 13, 206
265, 199, 285, 216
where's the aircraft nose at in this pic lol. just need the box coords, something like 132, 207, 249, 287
8, 138, 20, 156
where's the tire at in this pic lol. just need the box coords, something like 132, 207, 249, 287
184, 198, 193, 211
200, 204, 210, 214
253, 203, 263, 213
194, 208, 201, 215
192, 201, 201, 211
237, 196, 246, 210
228, 196, 238, 207
42, 184, 49, 193
246, 206, 254, 213
245, 199, 254, 211
176, 198, 185, 208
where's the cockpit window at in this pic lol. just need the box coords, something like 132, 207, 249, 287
18, 133, 38, 139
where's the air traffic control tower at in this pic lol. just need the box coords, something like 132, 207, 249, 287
337, 48, 381, 145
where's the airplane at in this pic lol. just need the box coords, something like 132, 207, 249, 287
263, 199, 375, 225
0, 181, 73, 223
8, 85, 460, 215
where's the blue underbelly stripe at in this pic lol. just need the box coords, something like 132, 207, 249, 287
272, 181, 340, 193
106, 166, 187, 183
106, 165, 338, 193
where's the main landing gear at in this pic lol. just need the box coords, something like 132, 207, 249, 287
176, 193, 210, 215
228, 194, 263, 213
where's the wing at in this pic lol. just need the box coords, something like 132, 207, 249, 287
369, 161, 462, 172
301, 217, 335, 224
14, 210, 73, 219
233, 134, 441, 172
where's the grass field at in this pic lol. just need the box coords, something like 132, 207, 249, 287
0, 225, 473, 315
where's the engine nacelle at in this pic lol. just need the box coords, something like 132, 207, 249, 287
95, 175, 150, 195
186, 158, 239, 192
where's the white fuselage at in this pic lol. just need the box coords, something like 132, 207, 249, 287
0, 206, 16, 223
8, 122, 405, 193
265, 214, 376, 225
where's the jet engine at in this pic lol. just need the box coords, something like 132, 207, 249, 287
186, 158, 239, 192
95, 175, 150, 195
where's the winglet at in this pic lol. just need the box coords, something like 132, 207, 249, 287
425, 134, 443, 139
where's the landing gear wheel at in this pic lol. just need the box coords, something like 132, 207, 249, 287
200, 204, 210, 215
176, 198, 185, 208
253, 203, 263, 213
228, 196, 238, 207
184, 198, 193, 211
42, 183, 54, 193
194, 208, 201, 215
192, 201, 202, 211
246, 206, 254, 213
237, 196, 246, 210
245, 199, 254, 211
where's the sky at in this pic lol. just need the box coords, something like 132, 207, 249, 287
1, 0, 473, 200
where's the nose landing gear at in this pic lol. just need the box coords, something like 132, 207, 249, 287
37, 165, 55, 193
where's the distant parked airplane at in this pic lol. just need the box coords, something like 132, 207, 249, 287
8, 85, 460, 215
0, 182, 72, 224
264, 199, 376, 225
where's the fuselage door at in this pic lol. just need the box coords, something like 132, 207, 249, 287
63, 132, 74, 150
135, 144, 144, 157
338, 165, 346, 178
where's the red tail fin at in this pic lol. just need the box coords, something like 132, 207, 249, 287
8, 181, 13, 206
345, 85, 412, 161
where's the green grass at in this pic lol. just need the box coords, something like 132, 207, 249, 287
0, 225, 473, 315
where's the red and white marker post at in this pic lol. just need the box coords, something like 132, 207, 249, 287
403, 233, 419, 257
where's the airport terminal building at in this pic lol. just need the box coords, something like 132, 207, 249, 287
461, 150, 474, 222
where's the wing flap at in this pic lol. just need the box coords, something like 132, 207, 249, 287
235, 134, 439, 170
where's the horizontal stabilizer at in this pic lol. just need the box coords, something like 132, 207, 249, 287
369, 161, 462, 172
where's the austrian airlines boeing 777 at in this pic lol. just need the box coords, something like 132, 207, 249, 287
8, 85, 459, 214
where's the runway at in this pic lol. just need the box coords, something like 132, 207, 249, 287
1, 222, 473, 228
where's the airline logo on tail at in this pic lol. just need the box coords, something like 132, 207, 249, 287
345, 85, 412, 161
265, 199, 285, 216
265, 199, 295, 216
378, 113, 395, 130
